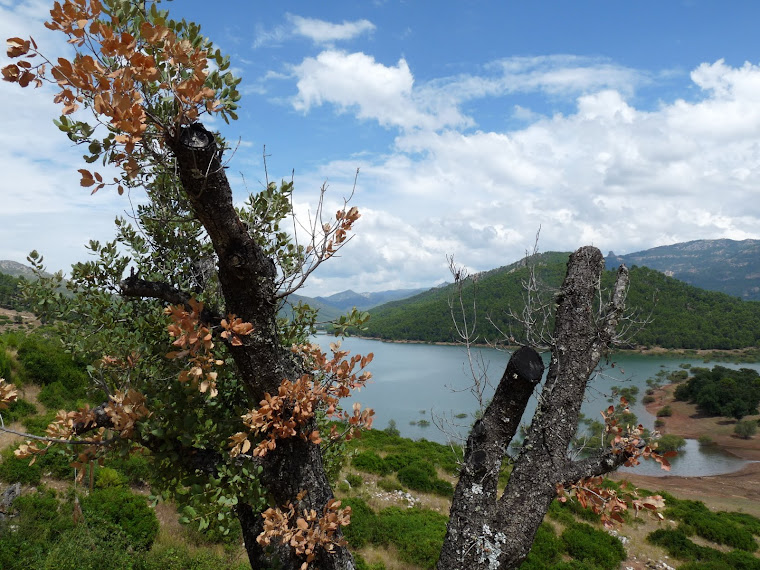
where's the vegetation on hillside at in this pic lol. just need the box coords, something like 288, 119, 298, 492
674, 365, 760, 419
361, 255, 760, 349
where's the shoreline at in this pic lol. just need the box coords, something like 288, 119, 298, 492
609, 381, 760, 516
347, 335, 760, 362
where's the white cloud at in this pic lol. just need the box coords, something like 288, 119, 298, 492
293, 58, 760, 294
287, 14, 375, 44
291, 50, 468, 130
254, 14, 374, 48
0, 1, 130, 274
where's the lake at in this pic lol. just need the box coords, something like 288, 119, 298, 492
318, 335, 760, 477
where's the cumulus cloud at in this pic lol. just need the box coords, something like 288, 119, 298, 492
292, 58, 760, 295
290, 50, 469, 130
254, 14, 374, 48
287, 14, 375, 44
0, 1, 130, 274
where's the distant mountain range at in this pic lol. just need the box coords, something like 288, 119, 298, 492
0, 260, 37, 279
314, 288, 429, 312
606, 239, 760, 301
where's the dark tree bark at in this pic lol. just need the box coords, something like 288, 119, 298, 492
437, 246, 630, 570
155, 123, 356, 569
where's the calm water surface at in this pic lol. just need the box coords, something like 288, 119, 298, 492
320, 335, 760, 477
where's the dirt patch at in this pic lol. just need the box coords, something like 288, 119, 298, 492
610, 383, 760, 517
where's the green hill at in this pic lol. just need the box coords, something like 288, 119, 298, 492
363, 252, 760, 350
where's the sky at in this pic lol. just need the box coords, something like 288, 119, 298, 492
2, 1, 760, 296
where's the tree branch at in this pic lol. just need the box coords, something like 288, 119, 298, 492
120, 269, 222, 324
560, 448, 633, 485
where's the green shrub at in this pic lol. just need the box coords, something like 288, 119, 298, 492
396, 461, 452, 497
654, 418, 665, 428
0, 397, 36, 423
80, 487, 159, 550
0, 446, 42, 485
560, 522, 626, 570
377, 477, 403, 492
376, 506, 447, 568
657, 434, 686, 452
0, 349, 13, 380
734, 420, 758, 439
383, 419, 400, 437
698, 435, 713, 445
41, 523, 134, 570
345, 473, 363, 488
382, 452, 415, 472
105, 451, 153, 486
0, 487, 80, 570
648, 528, 721, 562
352, 450, 391, 475
16, 334, 88, 389
95, 466, 126, 488
643, 395, 656, 404
354, 553, 387, 570
657, 406, 673, 417
666, 499, 757, 551
546, 499, 576, 525
341, 497, 378, 549
520, 523, 563, 569
133, 544, 250, 570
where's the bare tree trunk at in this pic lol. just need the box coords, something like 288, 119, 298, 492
165, 123, 355, 570
438, 246, 630, 570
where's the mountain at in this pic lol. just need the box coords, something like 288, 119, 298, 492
0, 260, 37, 279
314, 287, 429, 312
362, 252, 760, 350
606, 239, 760, 301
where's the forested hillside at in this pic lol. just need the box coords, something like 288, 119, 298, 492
0, 273, 26, 311
363, 253, 760, 349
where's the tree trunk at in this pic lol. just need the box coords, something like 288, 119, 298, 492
166, 123, 355, 569
437, 246, 630, 570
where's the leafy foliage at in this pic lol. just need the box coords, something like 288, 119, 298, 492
674, 365, 760, 419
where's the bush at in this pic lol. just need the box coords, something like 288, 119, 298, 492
560, 522, 626, 570
80, 487, 159, 550
665, 498, 757, 551
657, 434, 686, 452
352, 451, 391, 475
643, 395, 656, 404
698, 435, 713, 445
396, 461, 453, 497
41, 523, 134, 570
657, 406, 673, 417
654, 418, 666, 428
0, 397, 36, 423
345, 473, 363, 488
16, 334, 88, 389
520, 523, 563, 569
95, 467, 126, 488
341, 497, 378, 549
133, 544, 250, 570
734, 420, 758, 439
0, 487, 74, 570
377, 477, 403, 492
376, 506, 447, 568
0, 446, 42, 485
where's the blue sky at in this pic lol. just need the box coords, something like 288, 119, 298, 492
2, 0, 760, 295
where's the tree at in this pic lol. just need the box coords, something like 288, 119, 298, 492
1, 2, 666, 568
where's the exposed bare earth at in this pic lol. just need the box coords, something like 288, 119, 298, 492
611, 383, 760, 517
